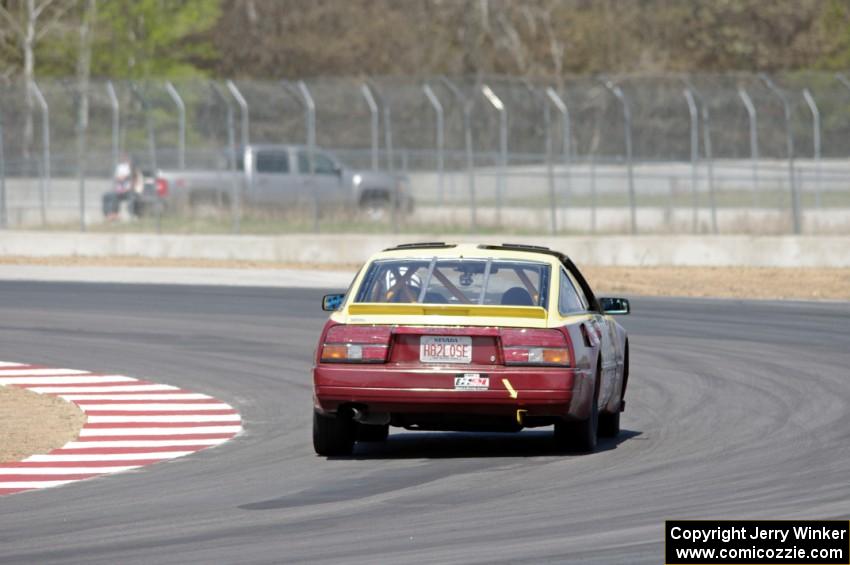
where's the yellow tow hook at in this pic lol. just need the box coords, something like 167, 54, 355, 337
516, 409, 528, 427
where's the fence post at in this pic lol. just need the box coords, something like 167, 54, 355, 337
836, 73, 850, 95
545, 87, 572, 216
227, 80, 252, 231
360, 84, 380, 171
210, 82, 240, 234
165, 82, 186, 169
130, 83, 157, 173
0, 108, 5, 229
293, 81, 316, 148
602, 80, 636, 234
737, 87, 759, 208
760, 74, 801, 234
590, 155, 598, 233
367, 81, 399, 232
384, 104, 399, 233
30, 81, 49, 226
295, 81, 319, 232
683, 80, 718, 234
74, 82, 88, 232
422, 83, 445, 205
683, 88, 700, 232
481, 84, 506, 227
106, 81, 119, 174
441, 77, 477, 233
383, 105, 395, 173
802, 88, 821, 210
835, 74, 850, 217
701, 102, 718, 234
226, 80, 250, 149
279, 80, 304, 143
543, 94, 556, 234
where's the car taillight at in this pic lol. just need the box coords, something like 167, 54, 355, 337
500, 328, 571, 367
155, 177, 169, 197
321, 325, 391, 363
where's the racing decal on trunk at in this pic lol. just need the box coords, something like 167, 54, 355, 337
0, 361, 242, 497
454, 373, 490, 391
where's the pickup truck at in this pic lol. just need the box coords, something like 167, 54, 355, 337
155, 144, 412, 216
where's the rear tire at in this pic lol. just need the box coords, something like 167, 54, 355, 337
313, 411, 355, 456
554, 367, 600, 453
356, 423, 389, 442
598, 410, 620, 438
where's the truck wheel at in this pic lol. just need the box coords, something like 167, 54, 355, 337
313, 411, 355, 456
356, 423, 389, 442
360, 195, 390, 221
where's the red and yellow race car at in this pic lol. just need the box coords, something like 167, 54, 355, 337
312, 242, 630, 455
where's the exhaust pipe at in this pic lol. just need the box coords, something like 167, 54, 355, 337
347, 406, 390, 426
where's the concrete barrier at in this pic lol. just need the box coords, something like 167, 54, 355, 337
1, 231, 848, 268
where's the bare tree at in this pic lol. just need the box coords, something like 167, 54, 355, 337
74, 0, 95, 229
76, 0, 95, 130
0, 0, 77, 158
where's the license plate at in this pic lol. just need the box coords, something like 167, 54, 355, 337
454, 373, 489, 391
419, 336, 472, 364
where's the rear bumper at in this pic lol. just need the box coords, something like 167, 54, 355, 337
313, 364, 595, 420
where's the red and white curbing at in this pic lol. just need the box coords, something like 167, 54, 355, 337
0, 360, 242, 496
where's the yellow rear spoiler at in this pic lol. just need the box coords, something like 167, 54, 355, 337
347, 302, 547, 320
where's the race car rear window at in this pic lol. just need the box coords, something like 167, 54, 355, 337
354, 258, 550, 308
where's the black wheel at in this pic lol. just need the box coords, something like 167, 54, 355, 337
554, 366, 600, 453
598, 410, 620, 438
356, 423, 389, 442
599, 341, 627, 439
360, 194, 390, 220
313, 411, 355, 456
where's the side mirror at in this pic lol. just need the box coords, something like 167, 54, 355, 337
322, 293, 345, 311
600, 297, 630, 315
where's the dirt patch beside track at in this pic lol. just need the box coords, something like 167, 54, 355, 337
0, 386, 86, 462
582, 266, 850, 301
0, 256, 848, 301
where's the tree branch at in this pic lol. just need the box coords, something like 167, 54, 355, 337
496, 11, 528, 73
0, 7, 25, 38
35, 0, 77, 42
32, 0, 59, 22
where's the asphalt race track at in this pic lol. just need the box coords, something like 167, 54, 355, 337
0, 281, 848, 564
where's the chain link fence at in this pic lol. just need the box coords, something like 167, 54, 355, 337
1, 72, 849, 235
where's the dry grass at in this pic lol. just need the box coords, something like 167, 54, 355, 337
0, 386, 86, 463
582, 266, 850, 301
